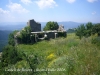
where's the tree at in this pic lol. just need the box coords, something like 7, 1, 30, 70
43, 21, 59, 31
92, 23, 100, 36
75, 24, 86, 39
85, 22, 93, 36
75, 22, 95, 39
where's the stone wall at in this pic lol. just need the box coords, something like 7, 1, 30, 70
31, 31, 66, 41
27, 19, 41, 32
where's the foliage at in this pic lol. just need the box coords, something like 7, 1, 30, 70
75, 22, 94, 39
67, 29, 75, 33
92, 23, 100, 36
1, 45, 22, 67
86, 22, 94, 36
75, 24, 86, 39
22, 52, 40, 75
43, 21, 59, 31
17, 26, 33, 44
75, 22, 100, 39
91, 36, 100, 46
8, 30, 18, 46
1, 33, 100, 75
58, 32, 67, 37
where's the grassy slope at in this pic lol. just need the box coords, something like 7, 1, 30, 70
5, 33, 100, 75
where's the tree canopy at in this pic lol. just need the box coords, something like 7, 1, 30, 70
75, 22, 100, 39
43, 21, 59, 31
92, 23, 100, 36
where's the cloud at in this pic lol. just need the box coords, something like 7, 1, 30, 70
92, 11, 96, 15
0, 8, 15, 22
7, 2, 29, 13
21, 0, 32, 4
87, 0, 98, 3
35, 0, 58, 9
66, 0, 76, 3
0, 8, 10, 14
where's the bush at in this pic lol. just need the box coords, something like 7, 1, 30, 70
1, 45, 22, 67
58, 32, 67, 37
91, 37, 100, 46
16, 26, 33, 44
8, 30, 18, 46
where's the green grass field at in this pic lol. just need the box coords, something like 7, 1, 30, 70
2, 33, 100, 75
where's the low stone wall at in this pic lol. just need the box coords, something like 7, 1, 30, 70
31, 31, 67, 41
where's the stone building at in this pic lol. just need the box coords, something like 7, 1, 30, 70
14, 19, 67, 45
27, 19, 41, 32
58, 25, 66, 31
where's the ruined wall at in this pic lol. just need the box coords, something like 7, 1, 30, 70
27, 19, 41, 32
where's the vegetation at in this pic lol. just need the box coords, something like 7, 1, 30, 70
1, 45, 22, 67
8, 30, 18, 46
0, 32, 100, 75
67, 28, 75, 33
16, 26, 33, 44
75, 22, 100, 39
92, 23, 100, 36
43, 21, 59, 31
0, 22, 100, 75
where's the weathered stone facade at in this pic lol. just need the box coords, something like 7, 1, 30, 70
14, 19, 67, 45
58, 25, 66, 31
27, 19, 41, 32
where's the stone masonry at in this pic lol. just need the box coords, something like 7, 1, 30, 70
14, 19, 67, 45
27, 19, 41, 32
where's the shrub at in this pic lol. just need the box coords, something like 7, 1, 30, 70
1, 45, 22, 67
91, 37, 100, 46
58, 32, 67, 37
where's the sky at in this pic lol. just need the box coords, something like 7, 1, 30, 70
0, 0, 100, 23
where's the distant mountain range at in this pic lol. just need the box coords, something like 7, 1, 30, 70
0, 30, 13, 52
0, 21, 83, 31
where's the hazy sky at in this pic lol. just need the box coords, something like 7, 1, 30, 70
0, 0, 100, 23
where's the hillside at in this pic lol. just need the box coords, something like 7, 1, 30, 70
0, 30, 12, 52
1, 33, 100, 75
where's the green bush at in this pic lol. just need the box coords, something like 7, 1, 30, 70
58, 32, 67, 37
8, 30, 18, 46
16, 26, 33, 44
1, 45, 22, 67
91, 37, 100, 46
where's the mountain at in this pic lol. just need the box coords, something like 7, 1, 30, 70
0, 21, 82, 31
0, 30, 12, 52
41, 21, 81, 30
0, 22, 26, 30
58, 21, 81, 30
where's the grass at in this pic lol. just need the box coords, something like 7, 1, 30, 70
3, 33, 100, 75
